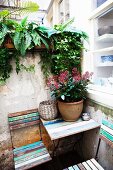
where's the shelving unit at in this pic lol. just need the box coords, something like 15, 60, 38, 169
87, 0, 113, 108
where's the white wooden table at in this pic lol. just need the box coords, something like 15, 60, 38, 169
41, 118, 100, 141
41, 118, 100, 158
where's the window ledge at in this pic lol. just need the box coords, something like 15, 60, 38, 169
87, 88, 113, 109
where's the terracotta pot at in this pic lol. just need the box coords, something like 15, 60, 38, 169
58, 100, 83, 122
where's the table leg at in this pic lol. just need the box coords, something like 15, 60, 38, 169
52, 139, 61, 157
95, 138, 101, 160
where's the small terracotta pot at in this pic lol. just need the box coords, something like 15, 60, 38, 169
58, 100, 83, 122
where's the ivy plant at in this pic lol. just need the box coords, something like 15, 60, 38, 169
40, 19, 88, 77
0, 48, 12, 84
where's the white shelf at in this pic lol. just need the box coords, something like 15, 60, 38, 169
97, 62, 113, 67
87, 89, 113, 109
96, 34, 113, 43
92, 46, 113, 53
88, 84, 113, 95
89, 0, 113, 19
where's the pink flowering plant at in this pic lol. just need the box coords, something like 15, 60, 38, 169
47, 68, 93, 102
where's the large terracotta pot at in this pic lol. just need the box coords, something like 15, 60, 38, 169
58, 100, 83, 121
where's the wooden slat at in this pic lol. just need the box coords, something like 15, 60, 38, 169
46, 119, 100, 140
91, 159, 104, 170
65, 159, 104, 170
101, 124, 113, 136
102, 119, 113, 130
14, 148, 48, 165
100, 128, 113, 142
8, 108, 38, 117
14, 141, 43, 153
8, 112, 39, 122
14, 144, 45, 158
82, 161, 92, 170
46, 119, 94, 133
73, 165, 80, 170
10, 120, 40, 130
43, 118, 78, 129
15, 153, 51, 170
68, 166, 75, 170
100, 135, 113, 148
9, 116, 39, 126
77, 163, 86, 170
86, 160, 98, 170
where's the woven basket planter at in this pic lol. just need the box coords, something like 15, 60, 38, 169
39, 100, 58, 120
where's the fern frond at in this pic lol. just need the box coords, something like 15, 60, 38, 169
20, 1, 39, 13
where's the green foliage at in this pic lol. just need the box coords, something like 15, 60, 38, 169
54, 18, 75, 32
40, 19, 88, 77
0, 16, 88, 85
0, 48, 12, 84
0, 10, 10, 19
21, 1, 39, 13
0, 1, 39, 19
12, 17, 32, 56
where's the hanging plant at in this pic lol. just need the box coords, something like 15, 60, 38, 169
0, 48, 13, 84
0, 15, 88, 84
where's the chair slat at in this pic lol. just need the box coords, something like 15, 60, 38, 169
15, 148, 47, 164
8, 109, 40, 130
8, 109, 38, 117
101, 124, 113, 136
10, 120, 40, 130
102, 119, 113, 130
82, 161, 92, 170
14, 141, 44, 156
68, 166, 75, 170
77, 163, 86, 170
15, 152, 51, 170
100, 128, 113, 142
91, 158, 104, 170
86, 160, 98, 170
73, 165, 80, 170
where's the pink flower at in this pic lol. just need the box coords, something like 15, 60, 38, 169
47, 67, 93, 102
73, 74, 81, 82
82, 71, 90, 80
72, 67, 78, 76
58, 70, 69, 83
54, 81, 59, 89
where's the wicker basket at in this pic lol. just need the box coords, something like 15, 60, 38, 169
39, 100, 58, 120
